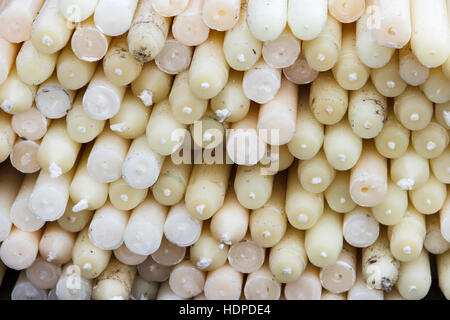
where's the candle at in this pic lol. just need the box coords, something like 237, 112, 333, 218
151, 237, 186, 267
343, 207, 379, 248
435, 102, 450, 130
94, 0, 138, 37
56, 45, 97, 90
371, 53, 407, 98
11, 107, 49, 141
0, 227, 41, 270
440, 193, 450, 242
242, 58, 281, 104
11, 271, 47, 300
72, 226, 111, 279
39, 222, 75, 265
297, 150, 335, 194
283, 54, 319, 85
126, 0, 170, 63
172, 0, 210, 46
0, 67, 37, 114
203, 263, 243, 300
410, 174, 447, 215
190, 107, 228, 150
202, 0, 240, 31
151, 0, 188, 17
109, 178, 148, 211
261, 144, 294, 175
227, 235, 265, 274
391, 146, 430, 191
347, 269, 384, 300
371, 179, 407, 226
244, 262, 282, 300
114, 243, 147, 266
26, 257, 61, 290
55, 263, 93, 300
156, 281, 186, 300
57, 199, 93, 233
130, 275, 159, 300
374, 108, 410, 159
155, 36, 192, 75
284, 263, 322, 300
430, 148, 450, 184
262, 28, 300, 69
92, 257, 136, 300
288, 0, 327, 40
35, 75, 75, 119
437, 251, 450, 300
399, 44, 430, 86
396, 249, 432, 300
420, 68, 450, 104
31, 0, 74, 54
137, 256, 171, 283
0, 0, 44, 43
168, 260, 205, 298
424, 214, 450, 255
0, 162, 22, 240
247, 0, 287, 41
324, 171, 356, 214
10, 139, 40, 174
163, 202, 203, 247
234, 164, 273, 210
59, 0, 99, 22
71, 16, 111, 62
328, 0, 364, 23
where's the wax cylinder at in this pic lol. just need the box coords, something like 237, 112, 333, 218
114, 244, 147, 266
430, 148, 450, 184
11, 107, 49, 141
190, 223, 229, 271
11, 271, 47, 300
343, 207, 379, 248
421, 68, 450, 104
441, 194, 450, 242
371, 179, 407, 226
155, 36, 192, 75
71, 16, 110, 62
347, 270, 384, 300
410, 174, 447, 215
151, 237, 186, 267
371, 53, 407, 98
137, 256, 171, 283
59, 0, 98, 22
0, 163, 22, 240
35, 75, 75, 120
15, 40, 57, 86
94, 0, 138, 37
242, 58, 281, 104
397, 250, 432, 300
227, 236, 265, 273
284, 263, 322, 300
288, 91, 324, 160
297, 150, 335, 194
203, 264, 243, 300
10, 139, 40, 174
150, 0, 187, 17
325, 171, 356, 214
169, 71, 208, 124
332, 24, 370, 91
0, 68, 36, 115
435, 102, 450, 130
131, 275, 159, 300
185, 163, 231, 220
261, 144, 294, 175
321, 291, 346, 300
109, 178, 148, 211
302, 15, 341, 72
388, 206, 426, 262
72, 227, 111, 279
190, 107, 227, 149
399, 44, 430, 86
56, 45, 97, 91
287, 0, 327, 40
410, 0, 450, 68
391, 146, 430, 191
0, 227, 41, 270
437, 251, 450, 299
152, 159, 192, 206
202, 0, 240, 31
172, 0, 209, 46
374, 109, 410, 159
169, 260, 205, 299
249, 174, 287, 248
31, 0, 74, 54
57, 199, 93, 233
328, 0, 364, 23
82, 67, 126, 120
424, 214, 450, 255
262, 28, 300, 69
309, 71, 348, 125
26, 257, 61, 290
244, 263, 281, 300
55, 264, 93, 300
283, 53, 319, 85
163, 202, 202, 247
320, 244, 356, 294
92, 257, 136, 300
247, 0, 286, 41
0, 0, 43, 43
132, 65, 171, 109
39, 222, 75, 265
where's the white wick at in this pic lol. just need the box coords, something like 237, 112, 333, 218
114, 68, 123, 76
46, 252, 56, 262
0, 99, 13, 112
42, 35, 54, 47
426, 199, 431, 206
337, 154, 346, 162
300, 144, 307, 149
386, 81, 396, 89
110, 122, 127, 133
426, 141, 436, 151
320, 252, 328, 258
182, 106, 192, 114
138, 90, 153, 107
203, 131, 213, 142
215, 108, 231, 123
82, 263, 92, 271
163, 188, 171, 197
196, 257, 212, 269
196, 204, 206, 215
387, 141, 396, 150
282, 267, 292, 275
311, 177, 322, 185
120, 194, 129, 202
236, 54, 246, 62
317, 53, 325, 61
409, 113, 419, 121
340, 197, 346, 204
77, 126, 86, 133
363, 121, 372, 129
262, 231, 271, 239
325, 106, 333, 114
403, 246, 411, 254
249, 192, 256, 199
298, 214, 308, 223
408, 285, 417, 292
218, 243, 224, 249
348, 72, 358, 81
49, 162, 62, 179
72, 199, 88, 212
397, 178, 415, 190
160, 138, 167, 145
200, 82, 210, 90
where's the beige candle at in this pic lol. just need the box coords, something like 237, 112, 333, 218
0, 163, 23, 239
11, 271, 47, 300
10, 139, 40, 174
202, 0, 240, 31
284, 263, 322, 300
397, 249, 432, 300
155, 36, 192, 75
35, 75, 75, 119
399, 44, 430, 86
137, 256, 171, 283
203, 263, 243, 300
297, 150, 335, 194
94, 0, 138, 37
190, 107, 227, 150
283, 54, 319, 85
55, 263, 93, 300
343, 207, 379, 248
151, 237, 186, 267
168, 260, 205, 299
227, 235, 265, 274
371, 53, 407, 98
57, 199, 93, 233
163, 202, 203, 247
130, 275, 159, 300
113, 243, 147, 266
374, 108, 410, 159
371, 179, 407, 226
0, 67, 36, 115
244, 262, 281, 300
262, 28, 300, 69
437, 251, 450, 299
390, 146, 430, 191
410, 174, 447, 215
11, 107, 49, 141
59, 0, 99, 22
420, 68, 450, 104
260, 144, 294, 175
172, 0, 210, 46
287, 0, 327, 40
347, 269, 384, 300
441, 193, 450, 242
234, 164, 273, 210
26, 257, 61, 290
243, 58, 281, 104
39, 222, 75, 265
430, 148, 450, 184
320, 244, 357, 294
109, 178, 148, 211
325, 171, 357, 214
424, 214, 450, 255
435, 102, 450, 130
247, 0, 287, 41
71, 16, 110, 62
328, 0, 364, 23
0, 227, 41, 270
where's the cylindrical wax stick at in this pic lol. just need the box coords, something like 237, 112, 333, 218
59, 0, 99, 22
399, 44, 430, 86
94, 0, 138, 37
92, 257, 136, 300
421, 68, 450, 104
424, 214, 450, 255
56, 45, 97, 90
55, 264, 93, 300
437, 251, 450, 300
332, 23, 370, 90
347, 269, 384, 300
390, 146, 430, 191
190, 107, 228, 149
410, 174, 447, 215
284, 263, 322, 300
320, 244, 357, 294
244, 262, 281, 300
126, 0, 170, 63
137, 256, 171, 283
109, 178, 148, 211
71, 16, 110, 62
247, 0, 287, 41
168, 260, 205, 299
35, 75, 75, 119
172, 0, 210, 46
410, 0, 450, 68
202, 0, 240, 31
31, 0, 74, 54
11, 107, 49, 141
57, 199, 93, 233
114, 243, 147, 266
0, 227, 41, 270
203, 263, 243, 300
302, 15, 342, 72
324, 171, 357, 214
430, 148, 450, 184
26, 257, 61, 290
82, 67, 126, 121
10, 139, 40, 174
163, 202, 202, 247
374, 108, 410, 159
151, 0, 188, 17
343, 207, 379, 248
15, 40, 57, 86
435, 102, 450, 130
328, 0, 364, 23
441, 193, 450, 242
262, 144, 294, 174
227, 235, 265, 274
151, 237, 186, 267
371, 53, 407, 98
287, 0, 327, 40
0, 163, 22, 240
283, 54, 319, 85
72, 227, 111, 279
0, 68, 37, 115
262, 28, 300, 69
297, 150, 335, 194
242, 58, 281, 104
397, 249, 431, 300
156, 281, 186, 300
11, 271, 47, 300
155, 36, 192, 75
371, 179, 407, 226
39, 222, 75, 264
130, 275, 159, 300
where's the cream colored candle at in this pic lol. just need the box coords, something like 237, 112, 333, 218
325, 171, 357, 214
399, 44, 430, 86
10, 139, 40, 174
0, 0, 44, 43
441, 193, 450, 242
172, 0, 210, 46
0, 68, 36, 115
347, 269, 384, 300
297, 150, 335, 194
127, 0, 170, 63
320, 244, 356, 294
0, 163, 22, 241
244, 263, 281, 300
284, 263, 322, 300
234, 165, 272, 207
305, 208, 343, 268
287, 0, 327, 40
437, 251, 450, 299
210, 70, 250, 123
247, 0, 287, 41
203, 263, 243, 300
410, 0, 449, 68
57, 199, 93, 233
210, 188, 248, 245
343, 207, 379, 248
35, 75, 75, 119
155, 36, 192, 75
391, 146, 430, 191
60, 0, 99, 22
374, 108, 410, 159
262, 28, 300, 69
260, 144, 294, 175
72, 226, 111, 279
11, 107, 49, 141
0, 35, 19, 84
249, 174, 287, 248
94, 0, 138, 37
283, 54, 319, 85
114, 243, 147, 266
168, 260, 205, 299
15, 40, 56, 86
397, 249, 432, 300
39, 222, 75, 264
71, 16, 110, 62
227, 235, 265, 274
371, 53, 407, 98
302, 15, 341, 72
109, 178, 148, 211
328, 0, 364, 23
430, 148, 450, 184
242, 58, 281, 104
151, 0, 188, 17
152, 158, 192, 206
287, 89, 324, 160
163, 202, 202, 247
190, 107, 227, 149
169, 71, 208, 124
130, 275, 159, 300
156, 281, 185, 300
137, 256, 171, 283
82, 67, 126, 120
92, 257, 136, 300
11, 271, 47, 300
56, 45, 97, 90
435, 102, 450, 130
424, 214, 450, 255
55, 263, 93, 300
26, 257, 61, 289
421, 68, 450, 104
151, 237, 186, 266
371, 179, 407, 226
31, 0, 74, 54
0, 227, 41, 270
309, 71, 348, 125
190, 223, 229, 271
202, 0, 240, 31
410, 174, 447, 215
332, 23, 370, 91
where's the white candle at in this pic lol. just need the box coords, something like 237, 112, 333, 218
151, 237, 186, 267
155, 36, 193, 75
430, 148, 450, 184
0, 67, 37, 115
56, 45, 97, 90
0, 36, 18, 84
130, 275, 159, 300
390, 146, 430, 191
440, 193, 450, 242
287, 0, 327, 40
152, 0, 189, 17
168, 260, 206, 299
202, 0, 241, 31
371, 179, 408, 226
424, 214, 450, 255
163, 202, 203, 247
0, 163, 23, 241
156, 281, 186, 300
25, 257, 61, 290
371, 52, 407, 98
328, 0, 365, 23
343, 207, 379, 248
324, 171, 356, 214
437, 251, 450, 300
0, 227, 41, 270
94, 0, 138, 37
420, 67, 450, 104
55, 263, 93, 300
284, 263, 322, 300
262, 27, 300, 69
39, 222, 75, 265
396, 249, 431, 300
71, 16, 111, 62
247, 0, 287, 41
283, 54, 319, 85
57, 199, 93, 233
109, 178, 148, 211
410, 174, 447, 215
297, 150, 335, 194
399, 44, 430, 86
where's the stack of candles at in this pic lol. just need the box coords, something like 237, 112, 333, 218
0, 0, 449, 301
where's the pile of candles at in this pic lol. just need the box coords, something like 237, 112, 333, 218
0, 0, 449, 300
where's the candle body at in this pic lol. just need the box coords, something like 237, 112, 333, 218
390, 146, 430, 191
0, 68, 36, 115
60, 0, 99, 22
172, 0, 210, 47
324, 171, 357, 214
71, 16, 110, 62
397, 249, 431, 300
16, 40, 56, 86
89, 203, 128, 250
371, 179, 407, 226
56, 45, 97, 90
39, 222, 75, 265
320, 243, 356, 294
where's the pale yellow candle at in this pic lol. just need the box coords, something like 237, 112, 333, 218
0, 227, 41, 270
60, 0, 99, 22
328, 0, 364, 23
284, 263, 322, 300
297, 150, 335, 194
151, 237, 186, 266
347, 269, 384, 300
410, 174, 447, 216
430, 148, 450, 184
283, 54, 319, 85
35, 75, 75, 119
203, 263, 243, 300
71, 16, 110, 62
320, 243, 356, 294
399, 44, 430, 86
262, 27, 300, 69
172, 0, 210, 46
39, 222, 75, 265
155, 36, 192, 75
109, 178, 148, 211
0, 67, 37, 115
247, 0, 287, 41
287, 0, 327, 40
371, 53, 407, 98
163, 202, 202, 247
57, 199, 93, 233
227, 235, 265, 274
420, 68, 450, 104
435, 102, 450, 130
391, 146, 430, 191
437, 251, 450, 299
113, 243, 147, 266
424, 214, 450, 255
243, 58, 281, 104
168, 260, 205, 299
397, 249, 432, 300
324, 171, 357, 214
151, 0, 188, 17
94, 0, 138, 37
11, 107, 49, 141
343, 207, 379, 248
137, 256, 171, 283
202, 0, 240, 31
260, 144, 294, 175
441, 193, 450, 242
244, 262, 281, 300
130, 275, 159, 300
10, 139, 40, 174
26, 258, 61, 290
374, 108, 410, 159
189, 107, 228, 150
55, 263, 93, 300
0, 163, 23, 240
371, 179, 407, 226
11, 271, 48, 300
